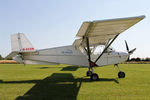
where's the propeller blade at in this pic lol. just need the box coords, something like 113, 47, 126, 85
129, 48, 136, 54
124, 40, 136, 61
125, 40, 129, 53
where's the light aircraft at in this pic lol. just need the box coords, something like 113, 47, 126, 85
6, 15, 145, 80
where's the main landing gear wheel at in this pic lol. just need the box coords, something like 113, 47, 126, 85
86, 71, 92, 76
118, 71, 125, 78
90, 73, 99, 81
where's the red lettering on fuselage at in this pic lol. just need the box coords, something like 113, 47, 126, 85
22, 48, 34, 51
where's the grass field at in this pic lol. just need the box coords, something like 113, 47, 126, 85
0, 64, 150, 100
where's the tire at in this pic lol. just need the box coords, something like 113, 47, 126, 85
86, 71, 92, 76
90, 73, 99, 80
118, 71, 125, 78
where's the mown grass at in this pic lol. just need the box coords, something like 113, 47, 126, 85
0, 64, 150, 100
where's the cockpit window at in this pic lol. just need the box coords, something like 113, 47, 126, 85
105, 47, 115, 53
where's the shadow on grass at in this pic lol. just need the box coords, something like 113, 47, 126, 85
38, 67, 49, 69
35, 65, 86, 70
61, 66, 79, 71
0, 77, 119, 84
0, 74, 119, 100
97, 78, 119, 84
0, 80, 41, 84
15, 73, 82, 100
36, 66, 65, 69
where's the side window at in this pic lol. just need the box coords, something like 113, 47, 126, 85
106, 48, 114, 53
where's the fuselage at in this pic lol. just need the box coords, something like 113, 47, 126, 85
13, 45, 128, 67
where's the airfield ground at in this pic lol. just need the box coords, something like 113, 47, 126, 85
0, 64, 150, 100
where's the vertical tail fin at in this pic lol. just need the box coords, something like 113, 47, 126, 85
11, 33, 35, 52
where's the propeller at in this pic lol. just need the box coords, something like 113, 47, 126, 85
125, 40, 136, 61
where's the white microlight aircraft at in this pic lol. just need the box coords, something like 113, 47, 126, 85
6, 15, 145, 80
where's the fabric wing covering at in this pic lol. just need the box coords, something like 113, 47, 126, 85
73, 15, 145, 49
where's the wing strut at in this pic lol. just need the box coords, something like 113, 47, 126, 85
94, 34, 119, 64
85, 37, 98, 68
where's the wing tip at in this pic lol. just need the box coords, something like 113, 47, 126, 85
139, 15, 146, 19
92, 15, 146, 23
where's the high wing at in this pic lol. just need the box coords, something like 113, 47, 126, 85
73, 15, 145, 49
73, 15, 145, 67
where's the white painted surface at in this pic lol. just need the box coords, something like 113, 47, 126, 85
74, 15, 145, 48
11, 33, 34, 52
23, 45, 89, 66
22, 45, 128, 67
9, 15, 141, 67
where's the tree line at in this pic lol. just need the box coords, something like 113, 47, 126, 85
129, 57, 150, 62
0, 55, 12, 60
0, 55, 3, 60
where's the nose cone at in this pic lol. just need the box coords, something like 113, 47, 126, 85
120, 52, 128, 56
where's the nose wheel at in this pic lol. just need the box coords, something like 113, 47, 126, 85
118, 71, 125, 78
115, 64, 126, 78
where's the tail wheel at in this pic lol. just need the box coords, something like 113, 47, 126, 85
118, 71, 125, 78
90, 73, 99, 80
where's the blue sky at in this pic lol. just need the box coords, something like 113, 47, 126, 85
0, 0, 149, 58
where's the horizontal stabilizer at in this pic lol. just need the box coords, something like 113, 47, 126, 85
5, 52, 18, 59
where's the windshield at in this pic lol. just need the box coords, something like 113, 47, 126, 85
91, 46, 115, 55
79, 45, 115, 55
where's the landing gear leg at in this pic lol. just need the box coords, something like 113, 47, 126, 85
115, 64, 125, 78
86, 67, 93, 76
85, 37, 99, 80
